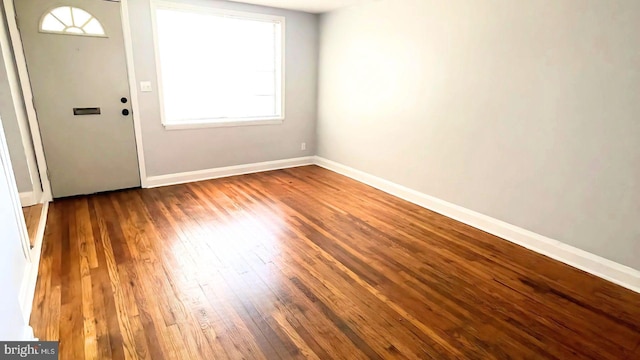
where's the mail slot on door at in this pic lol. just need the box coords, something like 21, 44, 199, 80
73, 107, 101, 115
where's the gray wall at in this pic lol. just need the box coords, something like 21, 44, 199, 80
0, 72, 30, 193
128, 0, 318, 177
0, 10, 31, 194
318, 0, 640, 270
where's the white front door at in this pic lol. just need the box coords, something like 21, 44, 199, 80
15, 0, 140, 198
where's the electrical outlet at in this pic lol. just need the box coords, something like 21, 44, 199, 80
301, 142, 307, 151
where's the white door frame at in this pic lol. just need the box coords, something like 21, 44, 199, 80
121, 0, 148, 187
0, 9, 42, 206
3, 0, 52, 203
2, 0, 149, 197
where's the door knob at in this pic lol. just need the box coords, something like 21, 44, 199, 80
121, 97, 128, 104
122, 109, 130, 116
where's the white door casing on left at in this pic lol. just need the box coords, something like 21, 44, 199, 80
3, 0, 53, 203
0, 5, 43, 206
0, 113, 33, 340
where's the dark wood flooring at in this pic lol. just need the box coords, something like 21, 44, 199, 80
30, 166, 640, 359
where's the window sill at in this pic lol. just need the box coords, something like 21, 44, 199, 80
163, 118, 284, 130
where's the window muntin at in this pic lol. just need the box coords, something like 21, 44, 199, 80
152, 2, 285, 128
40, 7, 106, 37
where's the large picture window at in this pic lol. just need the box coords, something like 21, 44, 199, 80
152, 2, 285, 129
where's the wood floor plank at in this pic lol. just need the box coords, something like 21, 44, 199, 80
30, 166, 640, 359
29, 201, 58, 340
22, 203, 43, 248
93, 196, 139, 359
212, 181, 448, 357
59, 200, 85, 360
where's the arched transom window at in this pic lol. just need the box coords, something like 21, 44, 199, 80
40, 6, 106, 37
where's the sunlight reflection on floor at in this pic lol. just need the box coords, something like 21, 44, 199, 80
167, 204, 290, 300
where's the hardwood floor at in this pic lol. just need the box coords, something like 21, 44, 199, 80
23, 203, 43, 248
30, 166, 640, 359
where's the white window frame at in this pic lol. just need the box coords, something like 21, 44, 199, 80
150, 0, 286, 130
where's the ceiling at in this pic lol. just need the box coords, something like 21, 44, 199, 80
228, 0, 368, 14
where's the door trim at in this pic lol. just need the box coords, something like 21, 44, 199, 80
0, 107, 31, 263
2, 0, 50, 202
4, 0, 149, 194
121, 0, 148, 187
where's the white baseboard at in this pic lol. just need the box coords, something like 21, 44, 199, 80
139, 154, 640, 293
19, 191, 37, 207
145, 156, 315, 188
313, 156, 640, 294
20, 201, 49, 324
